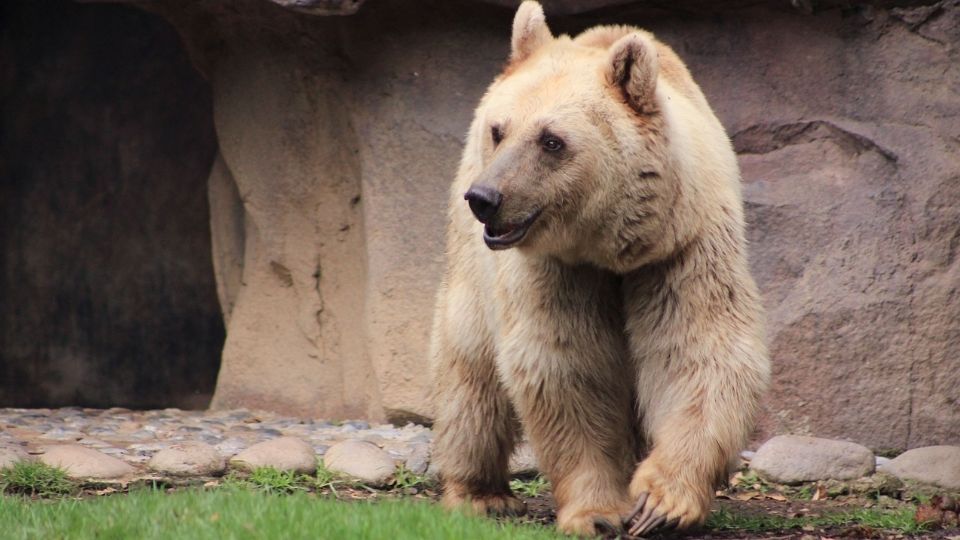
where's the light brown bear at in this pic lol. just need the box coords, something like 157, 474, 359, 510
430, 2, 769, 536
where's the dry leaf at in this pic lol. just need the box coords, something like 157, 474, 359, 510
765, 493, 787, 501
732, 491, 760, 501
811, 485, 828, 501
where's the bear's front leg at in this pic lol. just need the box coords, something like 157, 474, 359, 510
497, 259, 636, 537
621, 261, 769, 536
431, 279, 525, 517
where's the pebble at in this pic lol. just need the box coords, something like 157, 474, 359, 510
751, 435, 875, 484
38, 444, 135, 479
324, 440, 396, 486
149, 442, 226, 477
230, 437, 317, 474
880, 445, 960, 490
404, 444, 431, 475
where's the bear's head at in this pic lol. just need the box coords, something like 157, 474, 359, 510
461, 1, 740, 273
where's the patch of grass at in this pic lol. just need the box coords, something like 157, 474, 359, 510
0, 461, 75, 497
510, 476, 550, 498
0, 489, 565, 540
730, 470, 775, 493
795, 484, 814, 500
707, 506, 926, 534
246, 467, 309, 494
392, 465, 432, 491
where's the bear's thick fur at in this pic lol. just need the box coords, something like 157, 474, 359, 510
430, 2, 770, 536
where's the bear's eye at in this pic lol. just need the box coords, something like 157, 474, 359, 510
491, 125, 504, 146
541, 134, 565, 153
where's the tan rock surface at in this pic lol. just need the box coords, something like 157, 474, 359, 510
229, 437, 317, 474
72, 0, 960, 450
148, 442, 226, 477
323, 439, 396, 486
38, 445, 136, 479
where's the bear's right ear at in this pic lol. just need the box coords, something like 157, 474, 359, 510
606, 33, 659, 112
511, 1, 552, 63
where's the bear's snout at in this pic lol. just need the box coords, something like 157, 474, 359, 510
464, 185, 503, 224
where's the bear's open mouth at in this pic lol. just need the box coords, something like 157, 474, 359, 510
483, 209, 542, 250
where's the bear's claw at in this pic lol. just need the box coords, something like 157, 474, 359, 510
624, 492, 681, 537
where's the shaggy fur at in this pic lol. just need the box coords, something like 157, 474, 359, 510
430, 2, 769, 536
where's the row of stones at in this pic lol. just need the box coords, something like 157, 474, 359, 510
0, 437, 401, 486
0, 407, 439, 486
746, 435, 960, 490
1, 409, 958, 492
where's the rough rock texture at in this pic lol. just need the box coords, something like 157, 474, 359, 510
0, 0, 223, 409
751, 435, 875, 484
152, 0, 960, 448
0, 446, 30, 469
880, 446, 960, 490
38, 444, 136, 479
229, 437, 317, 474
323, 439, 396, 486
148, 442, 226, 477
3, 0, 958, 449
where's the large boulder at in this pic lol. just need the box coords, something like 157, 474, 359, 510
880, 446, 960, 489
750, 435, 875, 484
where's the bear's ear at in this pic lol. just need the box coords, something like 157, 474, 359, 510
511, 1, 552, 63
606, 33, 659, 112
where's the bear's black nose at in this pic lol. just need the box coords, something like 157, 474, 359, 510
464, 185, 503, 224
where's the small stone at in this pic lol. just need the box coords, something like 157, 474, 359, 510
404, 444, 431, 475
509, 442, 539, 476
750, 435, 875, 484
324, 440, 396, 486
215, 438, 248, 456
39, 445, 136, 479
149, 442, 226, 477
0, 446, 31, 468
229, 437, 316, 474
882, 446, 960, 490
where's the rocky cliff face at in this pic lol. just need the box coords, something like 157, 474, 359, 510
3, 0, 957, 449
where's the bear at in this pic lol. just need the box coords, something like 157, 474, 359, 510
429, 2, 770, 537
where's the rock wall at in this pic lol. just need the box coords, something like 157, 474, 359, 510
4, 0, 958, 450
0, 0, 223, 409
163, 0, 957, 448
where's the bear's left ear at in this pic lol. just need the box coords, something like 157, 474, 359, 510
511, 1, 552, 63
606, 33, 659, 112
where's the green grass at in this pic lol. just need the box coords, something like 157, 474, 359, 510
509, 476, 550, 498
224, 467, 310, 495
391, 465, 432, 491
0, 489, 565, 540
0, 461, 75, 497
707, 506, 926, 534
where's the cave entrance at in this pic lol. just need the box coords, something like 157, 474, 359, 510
0, 0, 224, 409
